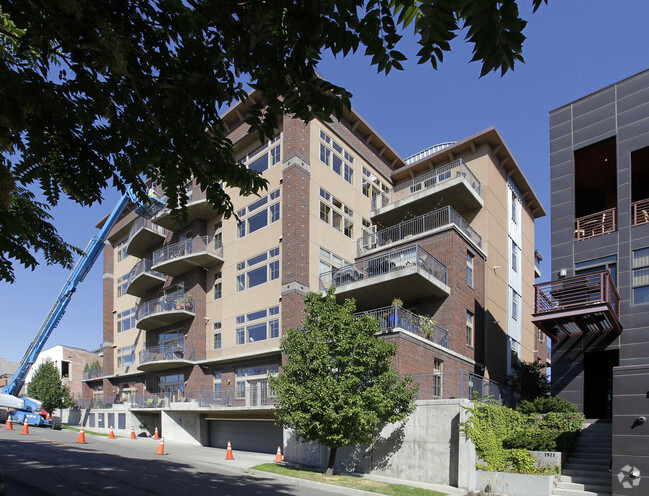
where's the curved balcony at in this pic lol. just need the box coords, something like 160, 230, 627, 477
152, 236, 224, 277
125, 259, 165, 297
360, 305, 450, 348
320, 244, 450, 311
371, 159, 482, 225
135, 293, 195, 331
125, 217, 166, 258
137, 344, 194, 372
152, 186, 218, 230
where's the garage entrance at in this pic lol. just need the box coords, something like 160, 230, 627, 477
207, 419, 282, 453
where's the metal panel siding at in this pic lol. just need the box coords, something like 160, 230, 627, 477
572, 88, 616, 118
208, 419, 282, 453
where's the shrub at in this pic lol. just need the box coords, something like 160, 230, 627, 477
538, 412, 584, 432
502, 429, 579, 452
517, 396, 577, 415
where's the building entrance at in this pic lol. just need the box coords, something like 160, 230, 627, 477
584, 349, 618, 419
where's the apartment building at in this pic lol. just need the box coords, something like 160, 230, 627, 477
535, 68, 649, 495
85, 94, 544, 451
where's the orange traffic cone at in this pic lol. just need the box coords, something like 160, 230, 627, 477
20, 418, 29, 435
5, 415, 13, 430
154, 427, 159, 440
130, 426, 137, 439
275, 446, 283, 462
76, 427, 87, 444
108, 426, 116, 439
225, 441, 234, 460
155, 437, 165, 455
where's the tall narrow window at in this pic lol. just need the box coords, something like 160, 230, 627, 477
433, 359, 443, 397
632, 247, 649, 304
466, 311, 474, 347
466, 251, 474, 287
511, 240, 518, 272
512, 291, 519, 321
213, 322, 222, 349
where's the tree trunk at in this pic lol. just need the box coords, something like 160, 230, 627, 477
325, 446, 337, 476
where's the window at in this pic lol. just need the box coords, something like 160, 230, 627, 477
511, 240, 519, 272
117, 345, 136, 368
537, 328, 544, 342
466, 311, 474, 347
319, 247, 349, 275
213, 372, 221, 397
213, 322, 222, 349
362, 167, 388, 199
117, 274, 129, 297
236, 381, 246, 399
213, 271, 222, 300
466, 251, 474, 287
319, 188, 354, 239
319, 129, 354, 185
632, 247, 649, 304
116, 240, 129, 262
159, 373, 183, 394
511, 190, 518, 224
117, 307, 136, 333
235, 247, 280, 292
433, 359, 443, 398
235, 306, 280, 345
512, 291, 519, 321
159, 330, 184, 351
237, 189, 281, 238
61, 361, 70, 378
242, 134, 281, 174
575, 255, 618, 285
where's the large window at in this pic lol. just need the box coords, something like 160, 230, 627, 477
319, 129, 354, 185
575, 254, 617, 284
362, 167, 389, 199
237, 189, 281, 238
117, 307, 136, 333
633, 247, 649, 305
236, 306, 280, 345
319, 188, 354, 239
116, 240, 129, 262
117, 345, 136, 368
319, 247, 350, 276
159, 373, 183, 394
235, 247, 280, 292
243, 134, 281, 174
117, 274, 129, 297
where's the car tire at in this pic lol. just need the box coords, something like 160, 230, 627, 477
51, 416, 62, 430
0, 410, 7, 424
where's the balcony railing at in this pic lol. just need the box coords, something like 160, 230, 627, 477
574, 207, 617, 241
127, 258, 164, 285
152, 236, 223, 267
136, 292, 195, 321
358, 206, 481, 256
139, 344, 194, 365
130, 392, 174, 409
82, 369, 104, 381
372, 159, 481, 211
534, 271, 620, 317
407, 370, 516, 406
320, 244, 447, 290
198, 387, 277, 408
632, 198, 649, 226
359, 305, 449, 348
128, 217, 166, 243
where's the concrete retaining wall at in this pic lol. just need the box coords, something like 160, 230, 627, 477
476, 471, 556, 496
160, 410, 206, 446
284, 399, 476, 490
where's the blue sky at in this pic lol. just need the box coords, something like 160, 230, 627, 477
2, 0, 648, 364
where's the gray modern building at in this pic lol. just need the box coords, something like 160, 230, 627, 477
535, 69, 649, 495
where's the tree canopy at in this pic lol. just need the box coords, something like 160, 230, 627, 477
508, 360, 550, 401
269, 290, 417, 475
26, 359, 75, 414
0, 0, 548, 282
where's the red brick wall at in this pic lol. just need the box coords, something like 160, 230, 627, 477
102, 242, 115, 377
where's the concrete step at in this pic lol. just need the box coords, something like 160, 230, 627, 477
572, 446, 611, 454
552, 489, 610, 496
562, 470, 611, 482
565, 462, 611, 472
556, 480, 611, 493
566, 452, 610, 460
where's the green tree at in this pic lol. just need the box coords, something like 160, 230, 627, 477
508, 360, 550, 401
27, 360, 75, 414
0, 0, 548, 282
269, 289, 417, 475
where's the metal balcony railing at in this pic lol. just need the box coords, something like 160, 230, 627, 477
359, 305, 449, 348
136, 292, 195, 321
198, 387, 277, 408
127, 217, 166, 242
152, 236, 223, 266
139, 344, 194, 364
82, 369, 104, 381
320, 245, 447, 290
574, 207, 617, 241
127, 258, 164, 284
371, 159, 481, 211
534, 271, 620, 317
358, 205, 481, 256
130, 392, 174, 409
404, 142, 456, 165
632, 198, 649, 226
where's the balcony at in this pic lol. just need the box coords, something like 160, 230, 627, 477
632, 198, 649, 226
360, 305, 449, 348
320, 244, 450, 310
532, 271, 622, 340
574, 208, 616, 241
82, 368, 104, 381
125, 259, 165, 297
135, 293, 195, 331
371, 159, 482, 226
358, 205, 482, 256
125, 217, 166, 258
137, 344, 194, 372
152, 186, 218, 230
152, 236, 224, 277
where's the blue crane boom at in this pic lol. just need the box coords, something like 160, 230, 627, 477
0, 188, 164, 424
